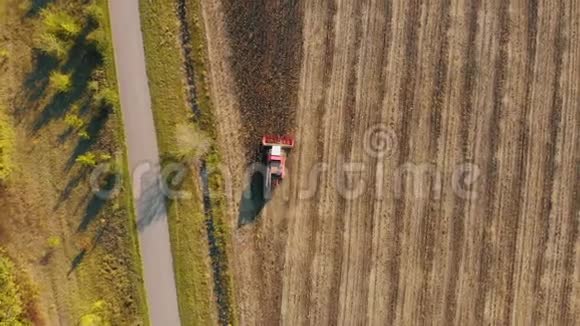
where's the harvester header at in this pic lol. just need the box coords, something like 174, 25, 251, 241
262, 135, 295, 148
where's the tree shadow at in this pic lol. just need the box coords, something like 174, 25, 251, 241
25, 0, 55, 17
77, 195, 106, 232
67, 249, 86, 276
65, 108, 110, 170
32, 55, 101, 132
77, 172, 117, 232
31, 23, 101, 132
57, 99, 91, 144
53, 171, 85, 211
68, 213, 111, 276
136, 172, 167, 231
22, 53, 59, 102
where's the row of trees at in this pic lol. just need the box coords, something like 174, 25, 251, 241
34, 3, 118, 170
0, 251, 31, 325
0, 106, 14, 182
37, 3, 117, 107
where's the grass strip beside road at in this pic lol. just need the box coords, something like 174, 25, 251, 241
99, 0, 150, 323
182, 0, 238, 323
139, 0, 218, 324
0, 0, 149, 324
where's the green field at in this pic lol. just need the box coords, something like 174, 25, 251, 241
0, 0, 147, 324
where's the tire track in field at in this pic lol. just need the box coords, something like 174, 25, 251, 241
397, 0, 448, 321
511, 0, 570, 322
281, 1, 357, 323
538, 3, 579, 321
561, 123, 579, 324
365, 0, 392, 323
504, 0, 538, 322
429, 0, 451, 150
318, 1, 363, 323
474, 0, 509, 321
388, 1, 422, 323
443, 0, 480, 323
532, 0, 565, 321
304, 0, 336, 313
302, 1, 336, 322
318, 1, 362, 325
336, 0, 388, 322
328, 1, 363, 322
416, 0, 451, 321
328, 1, 363, 325
557, 3, 580, 322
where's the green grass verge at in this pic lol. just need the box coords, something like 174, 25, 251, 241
0, 105, 14, 182
0, 0, 148, 324
140, 0, 238, 324
139, 0, 217, 325
182, 1, 238, 324
98, 0, 150, 324
0, 250, 36, 325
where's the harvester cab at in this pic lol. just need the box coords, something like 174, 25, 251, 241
261, 135, 294, 192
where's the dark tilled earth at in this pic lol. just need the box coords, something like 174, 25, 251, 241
221, 0, 303, 159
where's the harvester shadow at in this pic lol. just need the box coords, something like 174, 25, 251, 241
238, 169, 267, 226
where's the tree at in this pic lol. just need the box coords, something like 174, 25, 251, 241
41, 9, 81, 39
0, 48, 8, 62
35, 6, 80, 60
49, 71, 72, 93
85, 3, 105, 26
79, 300, 111, 326
47, 236, 62, 249
35, 32, 68, 59
0, 107, 14, 182
76, 153, 97, 168
0, 252, 29, 325
64, 113, 85, 130
87, 28, 108, 59
94, 87, 118, 110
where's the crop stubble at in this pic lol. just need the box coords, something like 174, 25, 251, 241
201, 0, 579, 324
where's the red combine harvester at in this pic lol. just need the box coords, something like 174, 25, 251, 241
262, 135, 295, 192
